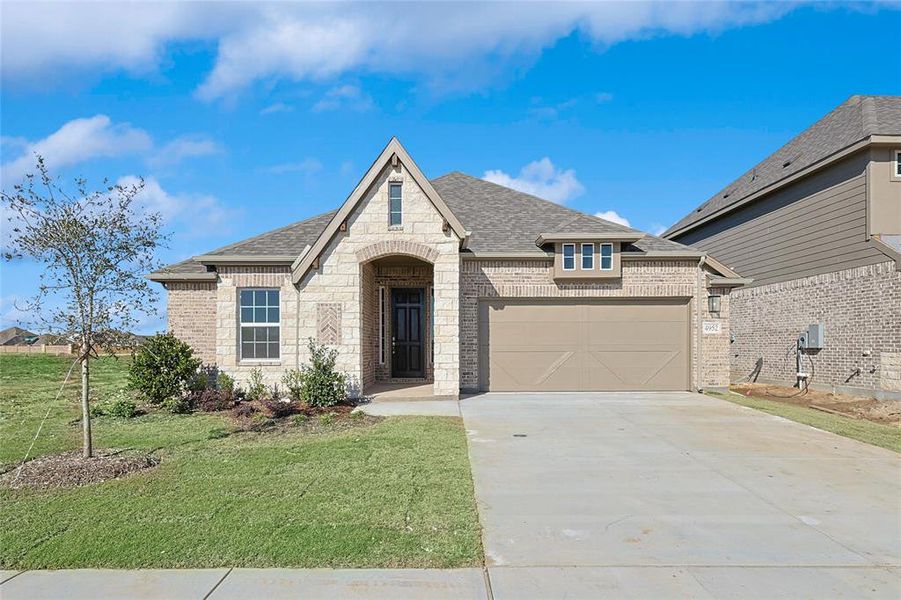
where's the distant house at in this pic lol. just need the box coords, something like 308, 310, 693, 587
664, 95, 900, 399
0, 326, 37, 346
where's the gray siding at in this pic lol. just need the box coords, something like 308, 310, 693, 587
674, 151, 887, 287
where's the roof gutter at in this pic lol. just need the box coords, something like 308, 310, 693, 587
145, 272, 218, 283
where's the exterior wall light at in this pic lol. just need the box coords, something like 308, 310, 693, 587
708, 294, 721, 316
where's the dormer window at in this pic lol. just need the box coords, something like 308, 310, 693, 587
600, 243, 613, 270
389, 182, 402, 226
581, 243, 594, 270
562, 243, 576, 270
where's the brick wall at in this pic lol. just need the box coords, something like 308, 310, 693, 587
167, 282, 217, 365
459, 258, 730, 391
730, 260, 901, 398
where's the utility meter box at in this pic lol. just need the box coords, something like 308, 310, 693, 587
807, 323, 825, 349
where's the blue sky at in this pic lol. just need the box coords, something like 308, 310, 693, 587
2, 2, 899, 332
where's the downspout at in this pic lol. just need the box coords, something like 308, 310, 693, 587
695, 256, 706, 392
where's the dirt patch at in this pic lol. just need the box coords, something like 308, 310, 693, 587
1, 450, 159, 491
731, 383, 901, 427
228, 400, 382, 435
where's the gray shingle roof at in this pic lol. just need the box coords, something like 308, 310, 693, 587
432, 172, 692, 254
664, 95, 901, 237
152, 169, 696, 280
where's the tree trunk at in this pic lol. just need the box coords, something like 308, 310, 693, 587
81, 354, 92, 459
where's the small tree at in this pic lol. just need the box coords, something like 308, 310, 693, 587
2, 156, 166, 458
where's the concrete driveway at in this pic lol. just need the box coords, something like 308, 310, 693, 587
461, 392, 901, 599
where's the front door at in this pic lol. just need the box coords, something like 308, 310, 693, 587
392, 288, 424, 378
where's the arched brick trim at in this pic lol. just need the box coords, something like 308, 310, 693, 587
355, 240, 439, 264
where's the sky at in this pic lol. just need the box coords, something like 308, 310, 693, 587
1, 1, 900, 333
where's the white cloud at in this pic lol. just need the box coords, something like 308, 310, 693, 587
2, 2, 805, 99
595, 210, 631, 227
312, 85, 373, 112
261, 158, 323, 175
484, 158, 585, 204
120, 175, 238, 238
260, 102, 293, 115
649, 223, 668, 236
1, 115, 152, 184
150, 135, 222, 167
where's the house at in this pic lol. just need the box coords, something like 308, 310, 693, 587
149, 138, 746, 397
664, 95, 901, 400
0, 326, 37, 346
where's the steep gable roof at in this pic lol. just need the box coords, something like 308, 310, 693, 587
664, 95, 901, 238
150, 147, 702, 282
291, 137, 468, 282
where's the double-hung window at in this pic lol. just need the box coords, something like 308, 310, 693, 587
239, 289, 280, 360
581, 243, 594, 270
600, 243, 614, 271
562, 243, 576, 270
389, 183, 402, 226
894, 150, 901, 178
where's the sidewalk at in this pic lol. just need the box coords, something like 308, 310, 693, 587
0, 568, 490, 600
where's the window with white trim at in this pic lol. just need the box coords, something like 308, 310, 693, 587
600, 243, 613, 271
389, 183, 402, 226
239, 289, 280, 360
562, 243, 576, 270
378, 286, 386, 364
581, 243, 594, 270
894, 150, 901, 178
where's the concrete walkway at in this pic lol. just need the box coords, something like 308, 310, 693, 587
0, 568, 489, 599
461, 392, 901, 598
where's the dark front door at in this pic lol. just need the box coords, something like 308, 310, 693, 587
392, 288, 424, 378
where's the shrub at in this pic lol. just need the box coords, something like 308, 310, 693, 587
105, 391, 138, 418
163, 394, 193, 414
319, 412, 335, 426
349, 410, 364, 422
246, 367, 267, 402
193, 388, 234, 412
262, 398, 297, 418
90, 390, 138, 418
299, 339, 347, 407
291, 414, 309, 426
232, 403, 257, 419
216, 371, 235, 394
281, 369, 304, 401
129, 333, 201, 405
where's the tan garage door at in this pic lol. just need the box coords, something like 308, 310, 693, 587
479, 299, 690, 392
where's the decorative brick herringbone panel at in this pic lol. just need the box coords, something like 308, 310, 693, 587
317, 303, 342, 344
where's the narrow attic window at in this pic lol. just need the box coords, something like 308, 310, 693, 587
389, 183, 402, 227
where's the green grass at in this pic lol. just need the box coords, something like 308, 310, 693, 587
0, 355, 483, 569
706, 390, 901, 453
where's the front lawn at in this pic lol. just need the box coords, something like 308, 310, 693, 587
706, 390, 901, 453
0, 355, 482, 569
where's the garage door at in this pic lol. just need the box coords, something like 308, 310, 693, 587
479, 299, 690, 392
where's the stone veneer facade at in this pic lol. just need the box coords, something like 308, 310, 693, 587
729, 260, 901, 399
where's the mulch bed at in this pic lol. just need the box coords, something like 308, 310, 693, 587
731, 383, 901, 427
0, 450, 159, 491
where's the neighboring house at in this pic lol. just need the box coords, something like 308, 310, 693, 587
0, 326, 37, 346
149, 138, 745, 397
664, 95, 901, 400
